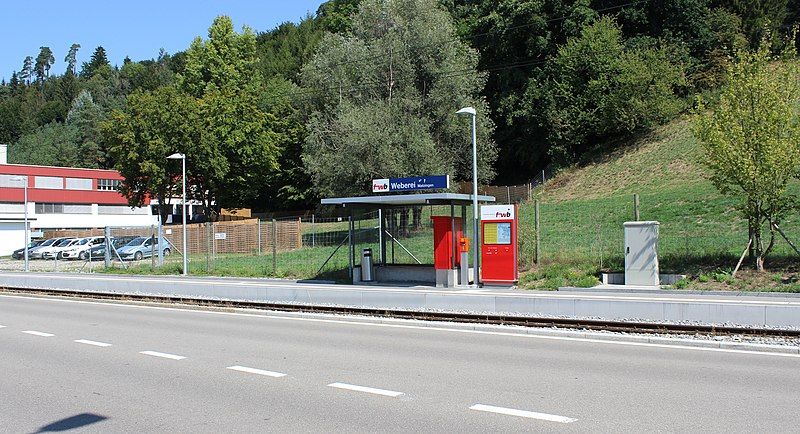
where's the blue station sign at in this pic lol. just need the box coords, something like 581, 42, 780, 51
372, 175, 450, 193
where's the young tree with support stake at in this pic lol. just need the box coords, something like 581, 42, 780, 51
693, 42, 800, 272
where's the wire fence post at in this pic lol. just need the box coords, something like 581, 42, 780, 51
104, 226, 111, 268
206, 222, 212, 272
158, 219, 164, 266
272, 219, 277, 275
257, 219, 262, 255
150, 225, 156, 269
534, 199, 541, 264
312, 214, 316, 248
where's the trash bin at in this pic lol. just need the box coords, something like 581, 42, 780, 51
361, 248, 374, 282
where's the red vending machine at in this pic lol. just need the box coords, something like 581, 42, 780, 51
480, 204, 518, 284
431, 216, 463, 270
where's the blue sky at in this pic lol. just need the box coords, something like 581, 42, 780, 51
0, 0, 326, 81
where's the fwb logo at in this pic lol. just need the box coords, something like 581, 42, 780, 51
372, 179, 390, 192
495, 211, 511, 218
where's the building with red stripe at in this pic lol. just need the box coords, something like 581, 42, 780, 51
0, 144, 155, 255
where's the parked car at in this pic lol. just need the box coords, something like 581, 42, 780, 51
112, 236, 138, 249
61, 236, 106, 260
40, 238, 79, 260
117, 236, 171, 261
29, 238, 68, 259
11, 240, 43, 259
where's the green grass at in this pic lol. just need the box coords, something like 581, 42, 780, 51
517, 116, 800, 291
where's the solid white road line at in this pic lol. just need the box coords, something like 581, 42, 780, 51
226, 365, 287, 378
139, 351, 185, 360
21, 330, 54, 337
470, 404, 577, 423
327, 382, 404, 397
3, 294, 799, 359
0, 325, 6, 328
74, 339, 112, 347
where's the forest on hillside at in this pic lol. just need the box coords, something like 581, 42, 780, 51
0, 0, 797, 217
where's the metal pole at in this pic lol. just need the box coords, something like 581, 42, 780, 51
23, 180, 29, 272
378, 209, 384, 265
272, 219, 277, 275
312, 214, 316, 248
181, 156, 188, 276
634, 194, 640, 221
470, 113, 480, 286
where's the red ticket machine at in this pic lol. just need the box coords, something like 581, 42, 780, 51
480, 204, 518, 284
431, 216, 463, 270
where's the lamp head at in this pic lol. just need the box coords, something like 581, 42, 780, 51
167, 153, 185, 160
456, 107, 476, 116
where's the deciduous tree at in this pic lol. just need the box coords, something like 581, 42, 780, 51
693, 44, 800, 271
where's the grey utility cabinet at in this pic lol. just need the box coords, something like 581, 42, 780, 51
623, 221, 660, 286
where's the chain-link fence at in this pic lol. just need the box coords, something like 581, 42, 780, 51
0, 206, 476, 281
521, 191, 800, 274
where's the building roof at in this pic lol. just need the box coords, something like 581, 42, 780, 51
321, 193, 496, 207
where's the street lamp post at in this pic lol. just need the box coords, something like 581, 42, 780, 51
456, 106, 479, 287
10, 176, 29, 272
167, 153, 188, 276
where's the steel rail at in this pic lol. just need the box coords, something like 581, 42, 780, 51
2, 286, 799, 338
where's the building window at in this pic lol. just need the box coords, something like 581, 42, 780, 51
0, 202, 25, 214
98, 205, 149, 215
97, 179, 121, 191
0, 175, 27, 188
34, 176, 63, 189
35, 203, 64, 214
34, 203, 92, 214
66, 178, 93, 191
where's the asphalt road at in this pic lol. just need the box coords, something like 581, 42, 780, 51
1, 294, 799, 433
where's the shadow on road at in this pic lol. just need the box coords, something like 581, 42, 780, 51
35, 413, 107, 432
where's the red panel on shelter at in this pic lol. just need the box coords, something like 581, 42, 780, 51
431, 216, 463, 270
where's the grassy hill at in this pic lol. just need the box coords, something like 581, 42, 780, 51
516, 116, 800, 291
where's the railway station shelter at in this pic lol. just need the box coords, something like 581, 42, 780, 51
321, 193, 495, 287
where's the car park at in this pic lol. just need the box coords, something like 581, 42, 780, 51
28, 238, 67, 259
60, 236, 106, 260
40, 238, 79, 260
11, 240, 43, 259
117, 236, 171, 261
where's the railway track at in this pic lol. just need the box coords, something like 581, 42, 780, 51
3, 286, 799, 339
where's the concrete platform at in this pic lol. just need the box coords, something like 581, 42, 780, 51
1, 272, 799, 329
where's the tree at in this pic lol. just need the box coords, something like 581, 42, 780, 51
693, 44, 800, 271
82, 46, 110, 78
20, 56, 33, 85
178, 15, 282, 216
104, 86, 198, 223
65, 43, 81, 75
542, 17, 684, 164
34, 47, 55, 83
66, 90, 105, 168
10, 122, 80, 167
301, 0, 497, 198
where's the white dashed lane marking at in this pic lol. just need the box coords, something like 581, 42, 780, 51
21, 330, 54, 337
327, 382, 404, 397
139, 351, 185, 360
226, 365, 287, 378
75, 339, 112, 347
470, 404, 577, 423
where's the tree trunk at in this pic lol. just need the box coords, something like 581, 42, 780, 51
412, 206, 422, 231
399, 209, 409, 237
